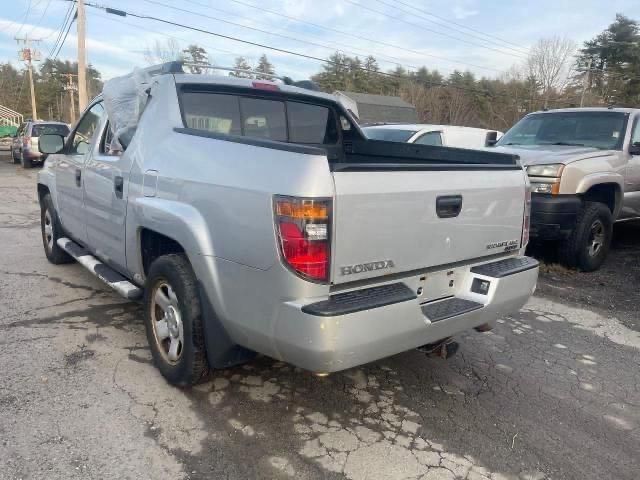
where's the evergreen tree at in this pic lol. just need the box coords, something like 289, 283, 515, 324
255, 54, 275, 80
229, 57, 253, 78
578, 14, 640, 105
183, 44, 209, 73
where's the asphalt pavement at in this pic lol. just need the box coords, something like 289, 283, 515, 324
0, 155, 638, 480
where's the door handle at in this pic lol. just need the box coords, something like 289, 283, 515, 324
436, 195, 463, 218
114, 175, 124, 199
75, 168, 81, 187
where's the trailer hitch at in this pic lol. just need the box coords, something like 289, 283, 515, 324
417, 337, 459, 359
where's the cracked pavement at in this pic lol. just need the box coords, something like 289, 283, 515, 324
0, 157, 638, 480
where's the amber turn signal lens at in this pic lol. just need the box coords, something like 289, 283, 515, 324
276, 200, 329, 219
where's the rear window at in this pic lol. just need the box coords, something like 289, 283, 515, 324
362, 127, 417, 142
181, 91, 338, 144
413, 131, 443, 146
32, 124, 70, 137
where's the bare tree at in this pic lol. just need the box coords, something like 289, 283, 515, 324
444, 87, 474, 125
526, 36, 577, 108
144, 39, 185, 65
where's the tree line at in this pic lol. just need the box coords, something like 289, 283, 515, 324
0, 14, 637, 130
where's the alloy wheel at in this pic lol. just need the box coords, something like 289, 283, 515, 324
150, 281, 184, 364
587, 219, 605, 257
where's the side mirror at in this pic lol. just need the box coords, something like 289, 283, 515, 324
629, 142, 640, 156
39, 134, 65, 154
485, 131, 498, 147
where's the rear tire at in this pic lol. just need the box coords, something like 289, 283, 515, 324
12, 150, 20, 164
40, 193, 73, 264
144, 254, 209, 386
559, 201, 612, 272
20, 151, 32, 169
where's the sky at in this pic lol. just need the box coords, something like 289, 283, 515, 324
1, 0, 639, 83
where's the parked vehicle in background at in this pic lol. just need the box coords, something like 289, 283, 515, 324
362, 123, 503, 148
494, 107, 640, 271
37, 62, 538, 386
0, 125, 18, 152
0, 135, 12, 152
12, 121, 70, 168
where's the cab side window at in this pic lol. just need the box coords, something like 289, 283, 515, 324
70, 102, 105, 155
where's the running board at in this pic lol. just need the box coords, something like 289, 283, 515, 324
57, 238, 142, 300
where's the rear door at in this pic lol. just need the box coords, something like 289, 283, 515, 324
331, 142, 526, 284
83, 119, 133, 271
56, 101, 106, 243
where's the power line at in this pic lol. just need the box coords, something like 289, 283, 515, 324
222, 0, 504, 74
145, 0, 481, 76
14, 0, 34, 37
47, 2, 75, 58
372, 0, 529, 56
27, 0, 53, 35
343, 0, 528, 60
389, 0, 530, 53
91, 11, 255, 62
52, 9, 76, 60
220, 0, 502, 72
78, 1, 578, 108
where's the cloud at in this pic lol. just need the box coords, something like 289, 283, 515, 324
452, 6, 479, 19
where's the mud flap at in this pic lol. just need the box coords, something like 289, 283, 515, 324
197, 283, 256, 369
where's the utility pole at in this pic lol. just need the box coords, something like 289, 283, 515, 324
77, 0, 88, 112
580, 58, 593, 108
62, 73, 78, 122
15, 36, 42, 120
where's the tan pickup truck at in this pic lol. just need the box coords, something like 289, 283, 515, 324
494, 107, 640, 271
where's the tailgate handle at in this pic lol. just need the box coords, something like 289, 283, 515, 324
436, 195, 463, 218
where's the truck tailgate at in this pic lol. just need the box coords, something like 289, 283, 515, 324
331, 168, 526, 284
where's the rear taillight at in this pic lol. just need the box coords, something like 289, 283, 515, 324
274, 196, 331, 283
522, 183, 532, 248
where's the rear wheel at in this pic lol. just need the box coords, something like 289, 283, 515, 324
144, 254, 209, 386
40, 194, 73, 264
12, 150, 20, 164
559, 202, 612, 271
20, 151, 32, 169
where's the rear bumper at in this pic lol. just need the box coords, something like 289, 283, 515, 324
23, 149, 43, 161
12, 148, 43, 160
273, 256, 538, 372
530, 193, 581, 240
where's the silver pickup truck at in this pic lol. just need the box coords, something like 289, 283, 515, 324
37, 62, 538, 386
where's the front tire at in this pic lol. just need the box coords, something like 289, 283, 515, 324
559, 202, 612, 271
40, 194, 73, 264
144, 254, 209, 386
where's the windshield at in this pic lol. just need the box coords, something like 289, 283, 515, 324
362, 127, 417, 142
497, 111, 628, 150
32, 124, 70, 138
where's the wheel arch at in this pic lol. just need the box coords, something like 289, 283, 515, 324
131, 199, 255, 369
37, 183, 50, 204
578, 181, 623, 218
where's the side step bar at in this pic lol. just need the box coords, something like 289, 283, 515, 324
57, 238, 142, 300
